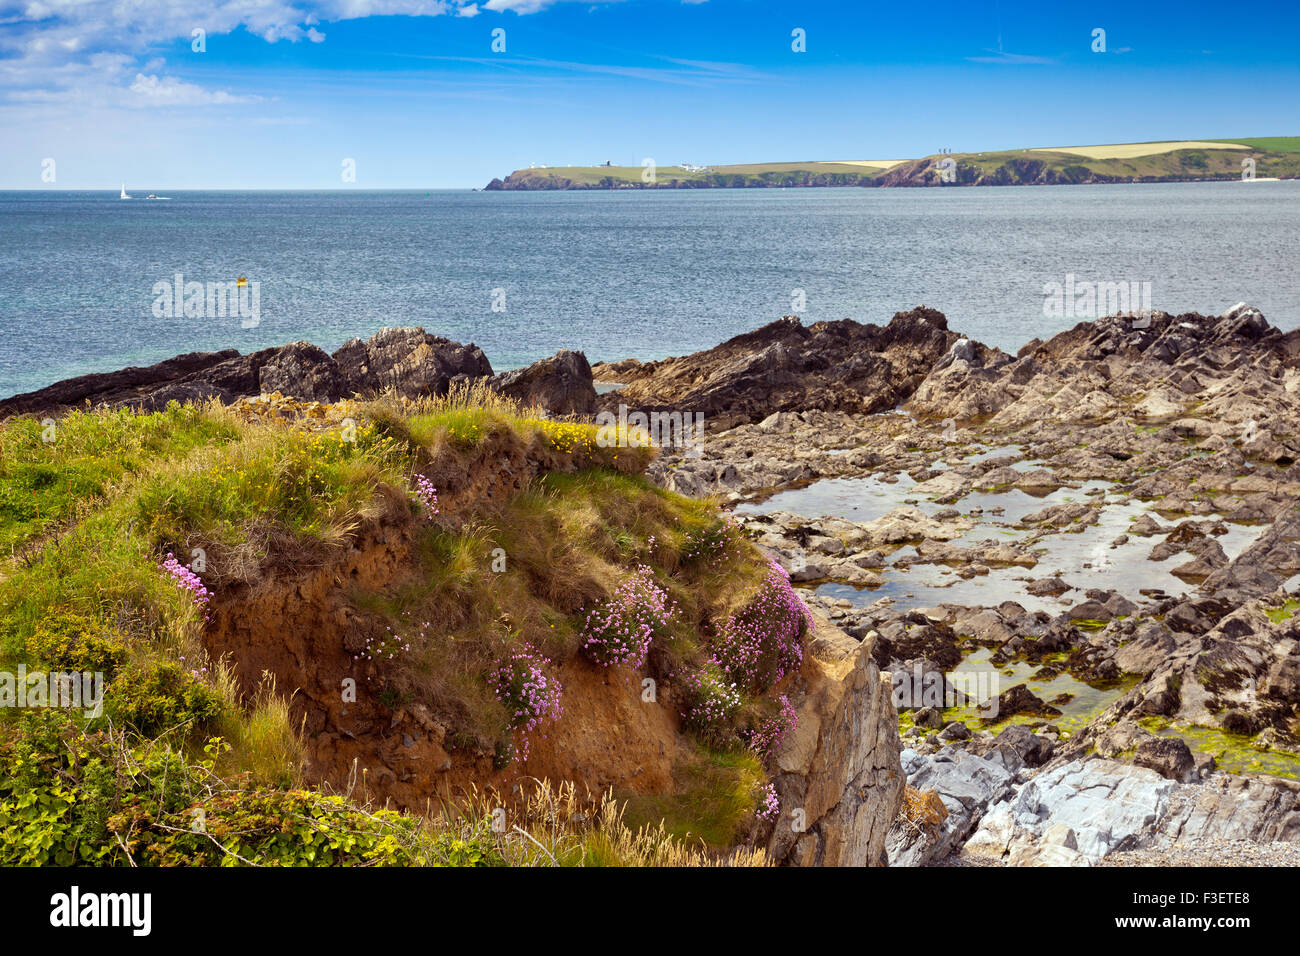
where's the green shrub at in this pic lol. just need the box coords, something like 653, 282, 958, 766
25, 610, 129, 677
0, 712, 131, 865
0, 714, 503, 867
107, 660, 226, 736
112, 789, 503, 867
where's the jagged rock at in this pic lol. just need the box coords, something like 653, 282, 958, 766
885, 746, 1022, 866
992, 723, 1054, 767
1026, 576, 1072, 597
332, 327, 493, 399
1133, 737, 1199, 783
258, 341, 349, 403
938, 721, 972, 741
489, 349, 597, 415
1263, 649, 1300, 703
992, 683, 1061, 719
594, 308, 959, 430
0, 349, 239, 417
913, 706, 945, 729
135, 381, 234, 411
767, 638, 905, 866
1, 327, 495, 417
805, 612, 861, 663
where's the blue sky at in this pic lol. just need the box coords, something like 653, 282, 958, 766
3, 0, 1298, 188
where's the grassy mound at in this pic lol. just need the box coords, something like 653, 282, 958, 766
0, 387, 810, 865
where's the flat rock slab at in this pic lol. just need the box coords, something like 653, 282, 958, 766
963, 757, 1300, 864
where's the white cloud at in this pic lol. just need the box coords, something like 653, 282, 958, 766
482, 0, 623, 13
0, 2, 481, 69
0, 0, 639, 116
129, 73, 262, 105
0, 1, 490, 111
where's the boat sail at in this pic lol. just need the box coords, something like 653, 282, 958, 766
120, 184, 130, 199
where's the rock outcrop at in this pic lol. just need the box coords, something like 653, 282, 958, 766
907, 306, 1300, 430
593, 308, 966, 430
965, 757, 1300, 863
765, 631, 905, 866
331, 327, 492, 399
3, 330, 607, 420
0, 349, 240, 418
488, 349, 598, 415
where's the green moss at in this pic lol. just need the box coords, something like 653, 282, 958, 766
1139, 719, 1300, 780
1265, 599, 1300, 623
621, 748, 765, 848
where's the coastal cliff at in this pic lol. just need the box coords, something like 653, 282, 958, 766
7, 300, 1300, 866
485, 139, 1300, 190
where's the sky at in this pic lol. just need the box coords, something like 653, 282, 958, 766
2, 0, 1298, 188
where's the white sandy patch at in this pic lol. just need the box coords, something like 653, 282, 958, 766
817, 160, 906, 169
1029, 141, 1249, 159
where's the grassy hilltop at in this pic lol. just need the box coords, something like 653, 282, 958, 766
486, 137, 1300, 189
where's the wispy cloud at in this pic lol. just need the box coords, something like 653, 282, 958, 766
966, 50, 1057, 65
396, 51, 770, 86
482, 0, 625, 12
0, 0, 656, 110
128, 73, 262, 106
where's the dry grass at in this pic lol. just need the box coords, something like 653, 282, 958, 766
215, 664, 306, 788
1029, 140, 1249, 159
426, 779, 770, 867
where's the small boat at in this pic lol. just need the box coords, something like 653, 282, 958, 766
120, 183, 131, 199
147, 194, 157, 200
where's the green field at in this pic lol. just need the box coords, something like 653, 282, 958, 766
1209, 137, 1300, 153
488, 160, 892, 189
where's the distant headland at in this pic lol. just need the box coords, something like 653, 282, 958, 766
485, 137, 1300, 190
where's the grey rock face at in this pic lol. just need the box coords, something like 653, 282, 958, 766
767, 638, 905, 867
332, 327, 493, 399
488, 349, 597, 415
964, 757, 1300, 863
885, 746, 1022, 866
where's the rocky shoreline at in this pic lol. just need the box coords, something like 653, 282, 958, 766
10, 302, 1300, 865
608, 303, 1300, 864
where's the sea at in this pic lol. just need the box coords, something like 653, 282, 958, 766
2, 181, 1298, 400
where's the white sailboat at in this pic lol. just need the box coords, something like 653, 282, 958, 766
120, 183, 131, 199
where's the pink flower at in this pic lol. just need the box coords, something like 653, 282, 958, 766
160, 553, 211, 618
579, 565, 676, 670
492, 647, 563, 761
412, 474, 439, 520
712, 558, 811, 695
